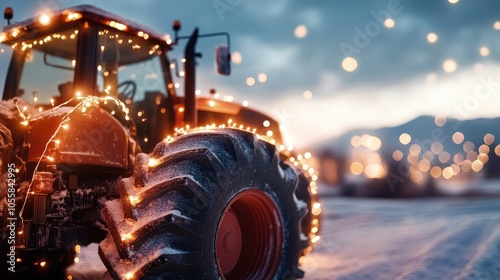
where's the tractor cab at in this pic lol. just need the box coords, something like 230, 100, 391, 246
1, 5, 285, 153
1, 5, 177, 152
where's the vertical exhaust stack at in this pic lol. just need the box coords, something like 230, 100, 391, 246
171, 20, 231, 128
184, 28, 200, 128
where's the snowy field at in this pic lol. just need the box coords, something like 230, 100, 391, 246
67, 195, 500, 279
302, 195, 500, 280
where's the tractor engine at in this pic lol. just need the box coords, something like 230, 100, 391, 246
7, 103, 133, 269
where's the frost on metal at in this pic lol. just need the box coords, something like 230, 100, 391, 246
30, 106, 73, 120
2, 5, 165, 42
0, 98, 35, 121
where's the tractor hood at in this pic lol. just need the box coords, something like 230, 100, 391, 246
27, 104, 129, 170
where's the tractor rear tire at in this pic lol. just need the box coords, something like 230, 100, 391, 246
98, 129, 309, 279
295, 172, 316, 255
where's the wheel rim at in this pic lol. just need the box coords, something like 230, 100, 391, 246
216, 189, 283, 280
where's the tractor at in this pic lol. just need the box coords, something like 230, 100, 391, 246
0, 5, 319, 279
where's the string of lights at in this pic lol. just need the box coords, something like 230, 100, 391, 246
17, 95, 131, 229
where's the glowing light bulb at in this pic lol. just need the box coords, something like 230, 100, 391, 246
148, 158, 159, 167
39, 14, 51, 25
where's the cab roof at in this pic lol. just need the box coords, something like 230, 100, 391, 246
1, 5, 169, 47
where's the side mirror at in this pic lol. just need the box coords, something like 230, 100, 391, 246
215, 45, 230, 76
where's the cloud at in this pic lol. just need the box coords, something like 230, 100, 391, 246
244, 0, 289, 19
4, 0, 500, 147
256, 62, 500, 148
237, 36, 298, 71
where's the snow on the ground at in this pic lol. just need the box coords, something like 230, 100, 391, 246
302, 196, 500, 280
66, 244, 106, 280
67, 195, 500, 279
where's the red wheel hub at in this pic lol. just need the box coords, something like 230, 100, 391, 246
216, 190, 283, 280
216, 208, 242, 274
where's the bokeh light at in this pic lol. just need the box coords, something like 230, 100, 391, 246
479, 144, 490, 154
246, 77, 255, 86
431, 142, 444, 154
364, 164, 386, 179
461, 160, 472, 172
443, 59, 457, 73
399, 133, 411, 145
434, 115, 446, 127
463, 141, 475, 153
427, 32, 438, 43
442, 167, 454, 179
479, 46, 490, 57
430, 166, 442, 178
484, 133, 495, 145
453, 153, 464, 165
384, 18, 395, 28
231, 52, 242, 64
342, 57, 358, 72
409, 144, 421, 156
303, 90, 313, 100
393, 150, 403, 161
467, 151, 478, 161
471, 160, 483, 172
258, 73, 267, 83
294, 25, 307, 38
351, 135, 362, 147
419, 159, 431, 172
359, 135, 382, 151
423, 151, 435, 161
452, 132, 465, 144
494, 21, 500, 30
350, 162, 364, 175
410, 171, 424, 184
439, 152, 450, 163
478, 153, 489, 164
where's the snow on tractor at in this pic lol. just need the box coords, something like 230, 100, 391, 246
0, 5, 320, 279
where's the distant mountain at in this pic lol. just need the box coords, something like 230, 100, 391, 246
314, 115, 500, 159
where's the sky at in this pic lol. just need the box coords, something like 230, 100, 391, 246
2, 0, 500, 148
